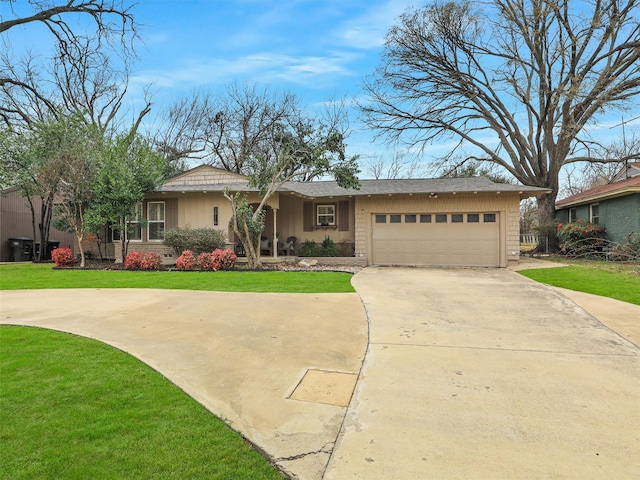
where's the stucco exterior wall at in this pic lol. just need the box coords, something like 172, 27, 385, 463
354, 192, 522, 267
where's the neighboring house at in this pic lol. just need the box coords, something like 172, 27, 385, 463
0, 187, 76, 262
111, 165, 548, 268
556, 162, 640, 244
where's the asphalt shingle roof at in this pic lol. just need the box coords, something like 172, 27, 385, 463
556, 175, 640, 207
159, 176, 549, 198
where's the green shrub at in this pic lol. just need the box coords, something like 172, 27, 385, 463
163, 227, 227, 255
320, 236, 337, 257
299, 240, 319, 257
557, 220, 607, 256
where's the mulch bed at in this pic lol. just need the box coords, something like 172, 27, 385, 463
54, 259, 362, 274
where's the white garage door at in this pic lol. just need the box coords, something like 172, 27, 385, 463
371, 213, 500, 267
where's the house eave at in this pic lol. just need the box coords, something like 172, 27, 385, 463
556, 187, 640, 209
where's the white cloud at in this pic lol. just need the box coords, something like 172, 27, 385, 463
131, 50, 360, 93
334, 0, 413, 50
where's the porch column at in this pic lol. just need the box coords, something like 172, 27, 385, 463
273, 208, 278, 258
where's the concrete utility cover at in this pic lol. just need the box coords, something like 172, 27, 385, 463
290, 369, 358, 407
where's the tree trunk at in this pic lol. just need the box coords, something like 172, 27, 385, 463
536, 192, 560, 253
75, 230, 86, 268
241, 218, 261, 269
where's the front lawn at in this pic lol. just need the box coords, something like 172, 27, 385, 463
518, 262, 640, 305
0, 326, 285, 480
0, 263, 355, 293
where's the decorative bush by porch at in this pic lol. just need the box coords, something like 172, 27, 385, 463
163, 227, 227, 255
51, 248, 76, 267
557, 220, 607, 256
178, 249, 238, 271
124, 251, 162, 270
176, 250, 196, 270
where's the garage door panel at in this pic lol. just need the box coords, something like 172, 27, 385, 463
372, 213, 499, 267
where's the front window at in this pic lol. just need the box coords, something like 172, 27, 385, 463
590, 204, 599, 224
317, 205, 335, 226
113, 203, 142, 241
148, 202, 165, 241
569, 208, 577, 223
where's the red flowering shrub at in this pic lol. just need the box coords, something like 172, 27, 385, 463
195, 249, 237, 271
196, 252, 216, 271
557, 220, 607, 256
125, 251, 162, 270
124, 251, 143, 269
176, 250, 196, 270
140, 252, 162, 270
51, 248, 76, 267
211, 248, 237, 271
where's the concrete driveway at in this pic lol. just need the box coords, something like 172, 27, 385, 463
0, 288, 368, 480
325, 267, 640, 479
2, 267, 639, 479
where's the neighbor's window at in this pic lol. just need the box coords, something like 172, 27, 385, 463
317, 205, 335, 226
569, 208, 577, 223
213, 206, 218, 226
148, 201, 165, 241
590, 204, 599, 224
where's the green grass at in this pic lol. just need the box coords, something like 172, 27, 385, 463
0, 325, 285, 480
518, 263, 640, 305
0, 263, 355, 293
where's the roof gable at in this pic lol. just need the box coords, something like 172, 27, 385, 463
163, 165, 248, 188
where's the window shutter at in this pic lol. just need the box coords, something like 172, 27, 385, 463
303, 202, 313, 232
338, 200, 349, 231
165, 198, 178, 230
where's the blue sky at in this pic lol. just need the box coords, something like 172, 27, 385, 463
126, 0, 416, 168
3, 0, 638, 179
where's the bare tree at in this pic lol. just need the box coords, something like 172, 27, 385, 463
1, 0, 141, 130
154, 84, 300, 174
364, 153, 426, 179
561, 130, 640, 197
361, 0, 640, 247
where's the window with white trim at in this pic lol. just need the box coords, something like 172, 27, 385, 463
113, 203, 142, 241
569, 208, 577, 223
148, 201, 165, 241
317, 205, 335, 226
590, 204, 599, 224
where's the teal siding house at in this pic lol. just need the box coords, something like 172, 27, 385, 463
556, 163, 640, 244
